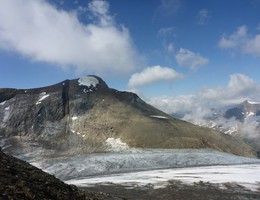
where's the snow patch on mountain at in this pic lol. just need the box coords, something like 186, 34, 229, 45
36, 92, 50, 105
150, 115, 168, 119
78, 76, 99, 88
246, 112, 255, 117
72, 116, 78, 121
4, 106, 10, 111
3, 107, 10, 122
0, 101, 6, 106
106, 138, 131, 152
248, 100, 260, 105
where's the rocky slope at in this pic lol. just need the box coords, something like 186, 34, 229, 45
0, 75, 256, 158
0, 148, 122, 200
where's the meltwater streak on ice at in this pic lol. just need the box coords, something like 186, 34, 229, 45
32, 149, 260, 181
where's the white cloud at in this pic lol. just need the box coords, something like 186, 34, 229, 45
154, 0, 181, 18
218, 26, 247, 49
257, 23, 260, 31
128, 65, 183, 88
157, 27, 175, 37
166, 43, 175, 53
87, 0, 112, 26
219, 25, 260, 57
197, 9, 210, 25
157, 27, 176, 55
0, 0, 139, 75
243, 35, 260, 56
148, 73, 260, 120
175, 48, 209, 71
149, 74, 260, 139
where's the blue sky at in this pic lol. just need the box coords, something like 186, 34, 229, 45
1, 0, 260, 114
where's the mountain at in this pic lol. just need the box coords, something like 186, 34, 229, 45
225, 100, 260, 122
224, 100, 260, 157
0, 75, 256, 158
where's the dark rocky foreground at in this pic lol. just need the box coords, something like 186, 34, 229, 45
81, 181, 260, 200
0, 149, 124, 200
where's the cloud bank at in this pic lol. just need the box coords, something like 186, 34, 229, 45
148, 73, 260, 120
128, 65, 183, 88
148, 73, 260, 139
0, 0, 139, 74
175, 48, 209, 71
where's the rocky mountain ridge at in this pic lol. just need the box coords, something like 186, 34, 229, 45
225, 100, 260, 122
0, 75, 256, 159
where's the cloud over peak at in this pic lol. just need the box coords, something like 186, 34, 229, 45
128, 65, 183, 88
149, 73, 260, 117
0, 0, 139, 75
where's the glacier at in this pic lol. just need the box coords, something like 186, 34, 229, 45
30, 149, 260, 182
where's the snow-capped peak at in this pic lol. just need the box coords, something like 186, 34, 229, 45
247, 100, 260, 105
78, 76, 99, 88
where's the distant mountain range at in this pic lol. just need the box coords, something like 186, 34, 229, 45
0, 75, 255, 159
175, 100, 260, 158
225, 100, 260, 122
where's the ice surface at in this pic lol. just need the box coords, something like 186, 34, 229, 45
78, 76, 99, 87
66, 164, 260, 191
31, 149, 260, 181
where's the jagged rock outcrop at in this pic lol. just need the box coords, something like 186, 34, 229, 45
0, 75, 256, 158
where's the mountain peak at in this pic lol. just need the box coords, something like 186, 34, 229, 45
245, 100, 260, 105
78, 75, 99, 87
77, 75, 108, 89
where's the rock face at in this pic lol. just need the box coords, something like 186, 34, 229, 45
0, 75, 255, 158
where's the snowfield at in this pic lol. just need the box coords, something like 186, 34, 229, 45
65, 164, 260, 191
